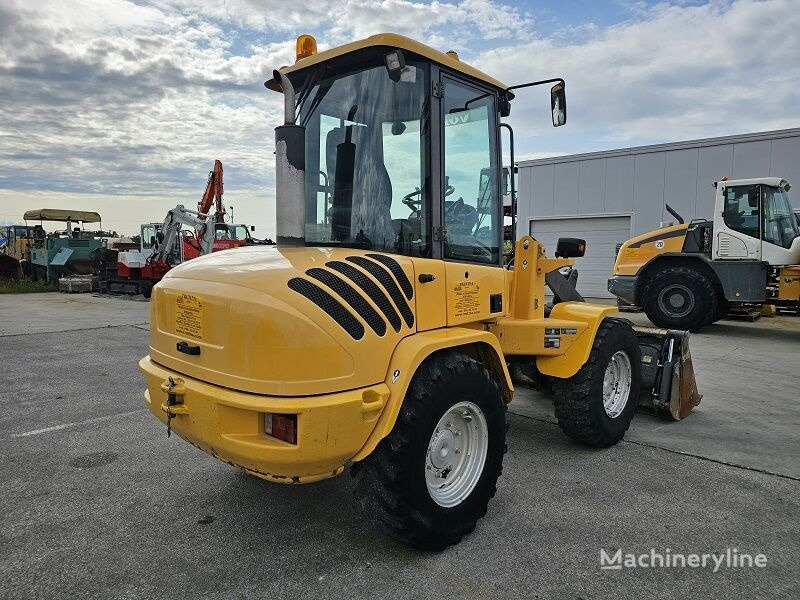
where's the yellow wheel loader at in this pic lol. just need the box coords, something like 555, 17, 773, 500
610, 177, 800, 330
140, 33, 700, 550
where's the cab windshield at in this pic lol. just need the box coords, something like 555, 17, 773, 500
762, 186, 799, 248
297, 59, 430, 256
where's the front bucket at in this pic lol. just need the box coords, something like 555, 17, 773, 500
634, 326, 702, 420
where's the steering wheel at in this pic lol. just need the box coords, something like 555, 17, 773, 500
445, 197, 479, 234
402, 187, 423, 214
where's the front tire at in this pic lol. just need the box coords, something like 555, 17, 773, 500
707, 295, 729, 325
352, 351, 507, 551
553, 318, 641, 447
642, 267, 717, 331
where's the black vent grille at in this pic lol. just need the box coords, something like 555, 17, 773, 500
287, 277, 365, 340
306, 268, 387, 337
347, 256, 414, 328
326, 260, 402, 332
366, 253, 413, 300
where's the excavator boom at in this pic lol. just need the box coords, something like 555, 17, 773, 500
154, 206, 215, 264
198, 160, 225, 223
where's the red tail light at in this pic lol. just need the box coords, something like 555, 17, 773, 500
264, 413, 297, 444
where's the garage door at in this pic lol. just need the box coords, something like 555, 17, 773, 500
529, 216, 632, 299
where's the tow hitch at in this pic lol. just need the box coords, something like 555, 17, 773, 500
160, 376, 188, 437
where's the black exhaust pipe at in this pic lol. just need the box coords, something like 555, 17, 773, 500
665, 203, 684, 225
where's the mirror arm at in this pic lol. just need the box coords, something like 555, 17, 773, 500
506, 77, 565, 93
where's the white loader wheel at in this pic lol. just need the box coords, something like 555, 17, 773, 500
352, 351, 507, 551
602, 351, 633, 419
425, 401, 489, 508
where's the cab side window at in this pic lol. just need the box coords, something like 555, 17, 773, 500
142, 225, 157, 249
442, 77, 500, 264
723, 185, 760, 239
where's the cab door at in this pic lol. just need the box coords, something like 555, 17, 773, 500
714, 183, 762, 260
439, 75, 506, 326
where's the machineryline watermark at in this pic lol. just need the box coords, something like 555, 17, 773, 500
600, 548, 768, 572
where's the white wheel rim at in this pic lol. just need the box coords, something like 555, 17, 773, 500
602, 351, 632, 418
425, 401, 488, 508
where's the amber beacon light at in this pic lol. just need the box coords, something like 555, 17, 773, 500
296, 34, 317, 61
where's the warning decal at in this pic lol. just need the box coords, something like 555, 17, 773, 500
452, 281, 481, 318
175, 293, 204, 340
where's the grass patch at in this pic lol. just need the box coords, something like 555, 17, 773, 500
0, 279, 58, 294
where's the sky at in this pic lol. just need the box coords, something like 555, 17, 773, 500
1, 0, 798, 237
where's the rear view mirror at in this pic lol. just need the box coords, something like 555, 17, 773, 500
555, 237, 585, 258
551, 82, 566, 127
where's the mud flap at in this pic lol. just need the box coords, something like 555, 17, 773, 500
634, 327, 702, 420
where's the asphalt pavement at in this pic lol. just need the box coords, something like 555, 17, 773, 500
0, 294, 798, 599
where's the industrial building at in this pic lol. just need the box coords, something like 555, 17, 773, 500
517, 128, 800, 298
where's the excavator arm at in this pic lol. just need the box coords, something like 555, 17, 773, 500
152, 206, 215, 264
198, 160, 225, 223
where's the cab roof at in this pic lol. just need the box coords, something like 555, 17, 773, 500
23, 209, 102, 223
265, 33, 511, 96
719, 177, 790, 191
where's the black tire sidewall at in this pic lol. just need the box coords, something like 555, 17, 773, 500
645, 270, 714, 330
586, 322, 641, 439
401, 357, 506, 524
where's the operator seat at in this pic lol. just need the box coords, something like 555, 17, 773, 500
325, 124, 394, 250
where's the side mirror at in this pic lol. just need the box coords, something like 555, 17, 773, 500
555, 237, 585, 258
251, 226, 256, 232
550, 82, 566, 127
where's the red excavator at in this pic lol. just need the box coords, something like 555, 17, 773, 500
98, 161, 272, 296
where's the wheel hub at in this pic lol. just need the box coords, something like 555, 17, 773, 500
429, 429, 456, 469
602, 350, 633, 419
658, 284, 695, 318
425, 401, 488, 508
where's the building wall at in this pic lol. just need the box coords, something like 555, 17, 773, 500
517, 128, 800, 237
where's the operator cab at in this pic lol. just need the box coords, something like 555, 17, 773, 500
714, 178, 799, 263
267, 34, 565, 266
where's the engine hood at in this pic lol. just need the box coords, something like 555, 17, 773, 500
148, 245, 417, 396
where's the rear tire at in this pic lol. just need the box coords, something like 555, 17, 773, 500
553, 318, 641, 447
352, 351, 507, 551
642, 267, 717, 331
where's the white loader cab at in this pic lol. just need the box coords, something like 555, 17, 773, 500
712, 177, 800, 265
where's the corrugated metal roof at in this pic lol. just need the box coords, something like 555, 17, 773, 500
518, 128, 800, 168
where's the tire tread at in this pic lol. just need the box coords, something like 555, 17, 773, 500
352, 352, 507, 551
553, 318, 640, 448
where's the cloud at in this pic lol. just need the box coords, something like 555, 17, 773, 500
477, 0, 800, 152
0, 0, 797, 237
